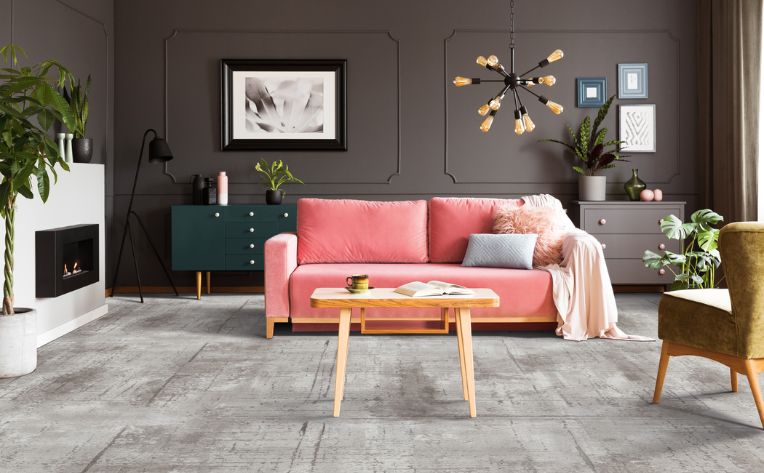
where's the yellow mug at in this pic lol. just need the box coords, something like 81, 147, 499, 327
346, 274, 369, 290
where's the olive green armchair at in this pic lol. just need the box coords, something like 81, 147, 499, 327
652, 222, 764, 428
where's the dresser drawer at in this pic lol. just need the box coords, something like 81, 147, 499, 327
584, 206, 682, 234
226, 205, 295, 222
226, 238, 266, 254
226, 254, 264, 271
226, 223, 277, 238
596, 234, 681, 259
605, 258, 674, 284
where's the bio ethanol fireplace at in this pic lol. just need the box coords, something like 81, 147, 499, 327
36, 224, 99, 297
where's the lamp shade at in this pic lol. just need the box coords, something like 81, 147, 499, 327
148, 137, 173, 163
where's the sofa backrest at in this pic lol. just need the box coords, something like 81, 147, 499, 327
297, 198, 429, 264
428, 197, 523, 263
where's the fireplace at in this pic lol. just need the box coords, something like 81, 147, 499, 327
36, 224, 99, 297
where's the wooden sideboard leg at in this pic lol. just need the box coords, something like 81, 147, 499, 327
266, 318, 275, 339
195, 272, 202, 300
206, 272, 211, 294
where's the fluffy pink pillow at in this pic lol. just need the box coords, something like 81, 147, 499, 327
493, 206, 575, 266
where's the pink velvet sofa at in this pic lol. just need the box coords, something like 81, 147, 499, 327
264, 197, 558, 338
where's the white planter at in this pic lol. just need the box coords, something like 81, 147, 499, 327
579, 175, 607, 201
0, 309, 37, 378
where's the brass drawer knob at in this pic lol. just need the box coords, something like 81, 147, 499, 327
249, 227, 255, 233
658, 243, 666, 250
249, 259, 255, 265
249, 243, 255, 249
598, 218, 607, 225
283, 212, 289, 218
658, 269, 666, 275
214, 212, 220, 218
249, 211, 254, 217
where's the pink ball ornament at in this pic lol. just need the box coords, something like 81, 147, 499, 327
640, 189, 655, 201
653, 189, 663, 201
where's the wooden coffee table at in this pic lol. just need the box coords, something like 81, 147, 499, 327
310, 287, 500, 417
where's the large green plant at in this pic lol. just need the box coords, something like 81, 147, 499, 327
0, 45, 74, 315
541, 95, 626, 176
254, 158, 303, 191
63, 74, 90, 138
642, 209, 724, 289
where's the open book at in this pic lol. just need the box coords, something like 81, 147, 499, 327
394, 281, 474, 297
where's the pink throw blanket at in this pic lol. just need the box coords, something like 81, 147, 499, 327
522, 195, 653, 342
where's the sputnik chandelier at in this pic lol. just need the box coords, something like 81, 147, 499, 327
452, 0, 564, 134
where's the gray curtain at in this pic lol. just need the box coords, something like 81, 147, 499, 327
698, 0, 762, 222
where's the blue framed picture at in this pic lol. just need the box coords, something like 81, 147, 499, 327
576, 77, 607, 108
618, 63, 648, 99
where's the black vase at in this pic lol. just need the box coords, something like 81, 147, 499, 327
192, 175, 205, 205
266, 189, 283, 205
72, 138, 93, 163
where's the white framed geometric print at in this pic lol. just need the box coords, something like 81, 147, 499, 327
619, 104, 656, 153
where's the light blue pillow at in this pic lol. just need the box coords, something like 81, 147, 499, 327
462, 233, 538, 269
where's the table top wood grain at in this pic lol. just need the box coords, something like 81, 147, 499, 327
310, 287, 500, 309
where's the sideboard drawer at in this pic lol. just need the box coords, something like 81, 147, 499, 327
226, 254, 264, 271
584, 206, 682, 234
226, 205, 295, 222
596, 234, 681, 259
605, 258, 674, 284
226, 238, 266, 254
226, 222, 277, 238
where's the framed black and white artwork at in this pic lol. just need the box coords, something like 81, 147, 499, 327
221, 59, 347, 151
619, 104, 656, 153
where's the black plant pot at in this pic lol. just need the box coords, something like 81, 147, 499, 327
72, 138, 93, 163
265, 189, 283, 205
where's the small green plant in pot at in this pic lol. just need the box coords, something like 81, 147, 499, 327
254, 159, 303, 205
642, 209, 724, 289
63, 74, 92, 163
0, 45, 74, 377
541, 95, 626, 201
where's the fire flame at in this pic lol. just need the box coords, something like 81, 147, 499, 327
73, 261, 79, 272
63, 263, 68, 274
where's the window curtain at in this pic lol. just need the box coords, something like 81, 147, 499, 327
698, 0, 762, 222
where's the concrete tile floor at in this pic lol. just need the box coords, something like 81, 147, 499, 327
0, 294, 763, 472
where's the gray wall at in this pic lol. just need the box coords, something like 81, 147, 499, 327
0, 0, 115, 279
112, 0, 698, 286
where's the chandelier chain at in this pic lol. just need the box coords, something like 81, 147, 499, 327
509, 0, 516, 48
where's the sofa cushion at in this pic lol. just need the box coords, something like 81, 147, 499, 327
494, 205, 575, 266
659, 289, 738, 357
428, 197, 523, 263
289, 263, 556, 319
462, 233, 537, 269
297, 198, 428, 264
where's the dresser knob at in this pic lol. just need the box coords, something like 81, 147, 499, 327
601, 243, 607, 250
249, 243, 255, 249
283, 212, 289, 218
249, 211, 254, 217
658, 243, 666, 250
658, 269, 666, 275
249, 227, 255, 233
249, 259, 255, 265
598, 218, 607, 225
214, 212, 220, 218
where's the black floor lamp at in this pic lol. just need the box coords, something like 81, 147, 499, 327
110, 128, 179, 302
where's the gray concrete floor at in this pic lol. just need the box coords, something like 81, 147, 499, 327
0, 294, 763, 472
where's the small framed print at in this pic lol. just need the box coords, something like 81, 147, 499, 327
619, 104, 656, 153
221, 59, 347, 151
618, 63, 648, 99
576, 77, 607, 108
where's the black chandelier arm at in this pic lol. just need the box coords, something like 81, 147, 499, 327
514, 87, 527, 110
519, 84, 541, 99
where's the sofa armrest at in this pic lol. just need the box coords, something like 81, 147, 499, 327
265, 232, 298, 318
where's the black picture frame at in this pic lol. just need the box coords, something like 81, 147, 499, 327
221, 59, 347, 151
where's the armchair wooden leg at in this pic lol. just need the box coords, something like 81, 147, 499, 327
266, 319, 275, 339
744, 360, 764, 429
731, 369, 738, 393
652, 341, 670, 404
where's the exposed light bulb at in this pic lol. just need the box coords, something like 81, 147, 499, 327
489, 98, 501, 110
476, 56, 488, 67
546, 49, 564, 63
487, 55, 499, 67
480, 115, 494, 133
514, 118, 526, 135
453, 76, 472, 87
478, 104, 491, 116
539, 75, 556, 86
520, 106, 535, 132
546, 100, 564, 115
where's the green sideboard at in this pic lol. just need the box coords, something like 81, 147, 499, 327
171, 204, 296, 299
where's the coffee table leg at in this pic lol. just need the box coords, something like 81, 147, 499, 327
458, 308, 477, 417
454, 308, 468, 401
333, 308, 352, 417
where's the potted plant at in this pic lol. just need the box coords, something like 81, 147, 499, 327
642, 209, 724, 289
541, 95, 625, 201
63, 74, 92, 163
0, 45, 74, 377
254, 159, 303, 205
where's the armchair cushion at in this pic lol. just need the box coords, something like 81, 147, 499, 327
659, 289, 738, 357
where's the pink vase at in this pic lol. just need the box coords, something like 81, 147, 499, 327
217, 171, 228, 206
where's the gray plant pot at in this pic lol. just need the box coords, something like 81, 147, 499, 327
579, 175, 607, 201
0, 308, 37, 378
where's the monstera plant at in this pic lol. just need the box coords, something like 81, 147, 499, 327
642, 209, 725, 289
0, 44, 74, 377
